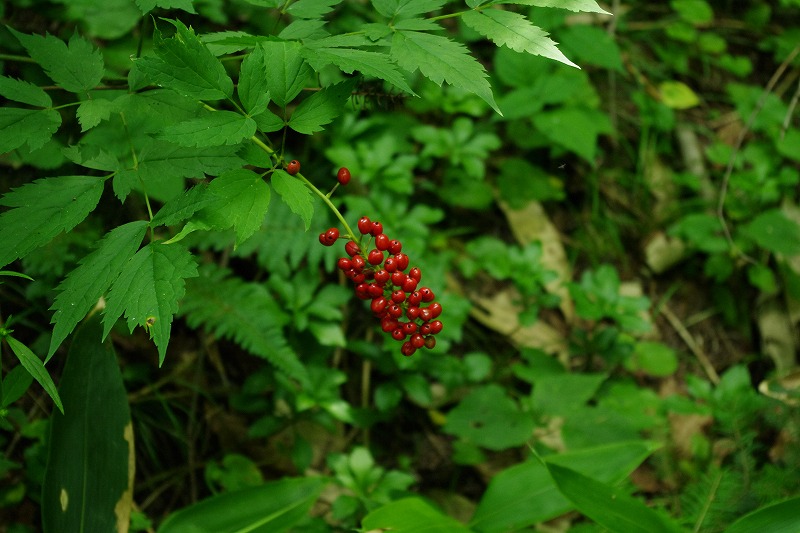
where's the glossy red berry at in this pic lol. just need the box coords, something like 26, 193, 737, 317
389, 240, 402, 254
420, 322, 432, 335
371, 296, 388, 314
402, 321, 418, 335
368, 283, 384, 298
409, 267, 421, 282
337, 167, 351, 185
391, 328, 406, 341
407, 291, 422, 306
358, 216, 372, 234
319, 233, 329, 245
429, 320, 443, 334
375, 234, 390, 251
368, 249, 384, 265
394, 253, 409, 271
406, 306, 421, 320
388, 304, 403, 318
401, 342, 416, 357
411, 333, 425, 349
419, 287, 435, 302
345, 241, 360, 257
383, 257, 397, 273
374, 269, 390, 284
391, 290, 406, 303
351, 255, 366, 271
370, 221, 383, 236
402, 277, 418, 293
337, 258, 352, 270
326, 227, 340, 242
419, 308, 432, 322
428, 302, 442, 318
286, 159, 301, 175
391, 271, 407, 287
424, 336, 436, 349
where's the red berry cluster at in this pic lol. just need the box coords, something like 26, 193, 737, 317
327, 216, 442, 356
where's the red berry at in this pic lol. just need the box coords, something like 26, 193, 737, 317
389, 240, 402, 254
424, 336, 436, 349
408, 291, 422, 306
420, 322, 432, 335
406, 306, 421, 320
368, 249, 384, 265
371, 296, 388, 314
319, 233, 329, 245
286, 159, 301, 175
326, 227, 340, 241
352, 272, 365, 283
375, 234, 390, 251
391, 271, 407, 287
351, 255, 366, 271
402, 277, 418, 293
337, 167, 351, 185
411, 333, 425, 349
428, 302, 442, 318
355, 283, 370, 299
409, 267, 421, 282
383, 257, 397, 272
402, 322, 418, 335
374, 269, 390, 284
391, 290, 406, 303
419, 287, 435, 302
429, 320, 443, 334
401, 342, 416, 357
394, 253, 409, 271
368, 283, 384, 298
388, 304, 403, 318
337, 258, 352, 270
345, 241, 360, 257
358, 216, 372, 234
370, 221, 383, 236
391, 328, 406, 341
381, 318, 398, 332
419, 307, 433, 322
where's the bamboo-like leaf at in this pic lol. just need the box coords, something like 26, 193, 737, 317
6, 337, 63, 414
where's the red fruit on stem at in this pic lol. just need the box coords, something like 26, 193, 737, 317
391, 328, 406, 341
368, 249, 384, 265
371, 297, 388, 314
402, 322, 418, 335
351, 256, 366, 271
319, 233, 329, 245
429, 320, 443, 334
409, 267, 422, 282
424, 336, 436, 349
337, 258, 352, 270
419, 287, 435, 302
375, 234, 390, 251
391, 290, 406, 303
388, 304, 403, 318
411, 333, 425, 349
345, 241, 360, 257
389, 240, 402, 254
420, 322, 432, 335
383, 257, 398, 272
358, 216, 372, 234
286, 160, 301, 175
428, 302, 442, 318
419, 308, 432, 322
337, 167, 351, 185
408, 291, 422, 306
402, 277, 418, 293
370, 221, 383, 236
374, 269, 390, 284
326, 228, 340, 242
368, 283, 384, 298
391, 271, 407, 287
406, 306, 421, 320
401, 342, 416, 357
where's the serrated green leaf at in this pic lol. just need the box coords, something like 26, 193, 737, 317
740, 209, 800, 255
392, 18, 444, 31
135, 0, 196, 14
0, 76, 51, 107
51, 0, 141, 40
288, 78, 357, 134
271, 169, 314, 230
279, 20, 329, 40
8, 29, 104, 94
508, 0, 611, 14
391, 30, 501, 114
62, 144, 120, 172
180, 265, 308, 383
0, 108, 61, 154
302, 45, 415, 95
134, 19, 233, 100
76, 98, 115, 131
103, 242, 198, 365
238, 45, 271, 116
0, 175, 105, 269
371, 0, 447, 18
194, 169, 271, 246
151, 185, 216, 226
202, 31, 264, 56
462, 10, 578, 68
261, 41, 312, 107
253, 109, 285, 132
160, 111, 257, 147
287, 0, 342, 19
48, 221, 149, 359
6, 337, 63, 414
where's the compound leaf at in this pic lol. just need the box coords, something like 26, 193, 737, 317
271, 169, 313, 230
134, 19, 233, 100
6, 337, 63, 414
462, 10, 578, 68
260, 41, 312, 107
160, 111, 257, 147
48, 221, 149, 359
507, 0, 611, 14
0, 75, 51, 107
0, 175, 105, 269
391, 29, 501, 114
371, 0, 447, 18
103, 242, 198, 365
286, 0, 343, 19
8, 29, 104, 94
0, 108, 61, 154
151, 185, 216, 227
238, 45, 271, 116
288, 78, 357, 134
302, 45, 415, 95
76, 98, 115, 131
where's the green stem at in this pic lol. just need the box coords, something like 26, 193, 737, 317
294, 172, 357, 241
0, 53, 35, 63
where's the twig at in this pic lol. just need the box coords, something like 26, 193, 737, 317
780, 76, 800, 141
661, 304, 720, 384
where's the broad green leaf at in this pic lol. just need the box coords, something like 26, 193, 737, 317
279, 19, 329, 40
286, 0, 342, 19
271, 169, 314, 230
462, 10, 578, 68
471, 441, 660, 532
726, 496, 800, 533
51, 0, 140, 40
558, 25, 624, 72
8, 29, 104, 94
545, 463, 681, 533
48, 221, 149, 359
5, 337, 63, 414
238, 45, 271, 116
103, 242, 198, 365
509, 0, 611, 14
371, 0, 447, 18
134, 19, 233, 100
193, 169, 271, 246
301, 45, 415, 95
0, 108, 61, 153
158, 477, 326, 533
136, 0, 196, 13
0, 76, 51, 107
777, 129, 800, 162
532, 107, 612, 162
362, 498, 473, 532
203, 31, 265, 55
1, 365, 34, 408
0, 175, 105, 269
391, 30, 501, 114
180, 266, 308, 384
160, 111, 257, 147
288, 79, 357, 134
76, 98, 115, 131
253, 109, 285, 132
151, 185, 217, 226
658, 80, 700, 109
41, 316, 133, 533
261, 41, 313, 107
62, 145, 120, 172
740, 209, 800, 255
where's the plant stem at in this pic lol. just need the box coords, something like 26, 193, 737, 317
294, 171, 357, 241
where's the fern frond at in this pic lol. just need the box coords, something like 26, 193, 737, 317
680, 466, 746, 532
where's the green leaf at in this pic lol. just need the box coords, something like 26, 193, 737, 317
0, 108, 61, 153
659, 80, 700, 109
261, 41, 312, 107
271, 169, 314, 230
238, 45, 271, 116
51, 0, 141, 40
76, 98, 115, 131
371, 0, 447, 18
545, 462, 681, 533
134, 19, 233, 100
0, 75, 51, 107
157, 477, 326, 533
532, 107, 612, 162
62, 145, 120, 172
740, 209, 800, 255
8, 29, 104, 94
160, 111, 257, 147
135, 0, 196, 14
391, 30, 501, 115
151, 185, 216, 226
48, 221, 149, 359
253, 109, 285, 132
1, 365, 34, 408
192, 169, 271, 246
286, 0, 342, 19
41, 316, 133, 533
0, 175, 105, 269
302, 45, 415, 95
508, 0, 611, 14
103, 242, 198, 365
288, 79, 357, 134
726, 496, 800, 533
461, 10, 577, 68
5, 337, 63, 414
180, 266, 308, 383
362, 498, 473, 532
